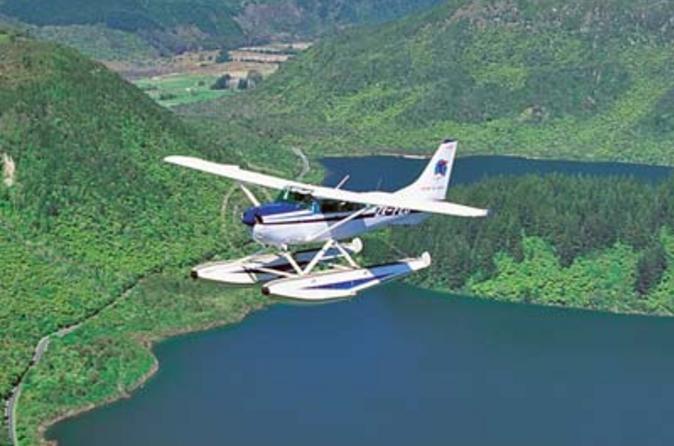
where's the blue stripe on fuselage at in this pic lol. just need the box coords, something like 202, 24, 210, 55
308, 272, 396, 290
242, 202, 307, 226
260, 210, 420, 226
256, 202, 306, 216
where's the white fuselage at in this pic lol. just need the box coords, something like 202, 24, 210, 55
250, 207, 429, 246
237, 139, 461, 247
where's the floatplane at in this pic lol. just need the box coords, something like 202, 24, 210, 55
165, 139, 489, 301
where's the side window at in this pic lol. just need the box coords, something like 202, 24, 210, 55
319, 200, 364, 213
344, 202, 362, 212
320, 200, 338, 213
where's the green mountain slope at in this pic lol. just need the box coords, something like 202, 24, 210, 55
0, 0, 244, 53
379, 174, 674, 315
0, 33, 256, 431
233, 0, 444, 40
221, 0, 674, 164
2, 7, 674, 443
0, 0, 444, 58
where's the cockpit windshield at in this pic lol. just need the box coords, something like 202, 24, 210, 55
276, 187, 315, 208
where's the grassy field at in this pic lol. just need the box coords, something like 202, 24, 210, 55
129, 45, 300, 107
135, 73, 233, 107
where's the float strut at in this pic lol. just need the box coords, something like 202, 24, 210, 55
334, 241, 360, 269
281, 251, 304, 276
303, 239, 335, 276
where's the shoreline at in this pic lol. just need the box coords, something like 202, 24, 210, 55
321, 151, 674, 169
38, 358, 159, 446
22, 149, 674, 445
37, 298, 268, 446
5, 277, 145, 446
21, 144, 309, 446
31, 248, 674, 444
35, 280, 674, 445
423, 284, 674, 319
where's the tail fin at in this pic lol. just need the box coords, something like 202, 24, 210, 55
398, 139, 457, 200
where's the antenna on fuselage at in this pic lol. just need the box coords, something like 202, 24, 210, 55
335, 175, 350, 189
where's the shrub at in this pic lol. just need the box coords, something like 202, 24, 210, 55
247, 70, 263, 88
211, 74, 231, 90
158, 92, 177, 101
635, 243, 668, 296
215, 49, 231, 63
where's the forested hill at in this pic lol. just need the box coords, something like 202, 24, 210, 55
225, 0, 674, 165
0, 31, 261, 438
0, 0, 244, 54
379, 174, 674, 316
0, 0, 444, 56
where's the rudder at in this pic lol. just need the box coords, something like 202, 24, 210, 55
398, 139, 457, 200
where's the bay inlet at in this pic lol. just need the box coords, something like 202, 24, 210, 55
48, 155, 674, 446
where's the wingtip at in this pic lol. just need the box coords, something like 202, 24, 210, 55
164, 155, 185, 164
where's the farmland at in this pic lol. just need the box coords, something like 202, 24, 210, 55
135, 74, 234, 108
129, 45, 306, 107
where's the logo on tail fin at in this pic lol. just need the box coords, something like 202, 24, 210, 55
435, 159, 448, 177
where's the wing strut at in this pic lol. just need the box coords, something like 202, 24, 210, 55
335, 175, 350, 189
239, 183, 260, 206
302, 240, 335, 275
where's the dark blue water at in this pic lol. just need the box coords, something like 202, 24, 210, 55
49, 156, 674, 446
322, 155, 672, 191
49, 287, 674, 446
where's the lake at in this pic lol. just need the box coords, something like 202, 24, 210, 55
321, 154, 673, 191
49, 155, 674, 446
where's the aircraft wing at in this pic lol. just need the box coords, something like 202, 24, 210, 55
165, 156, 303, 189
164, 156, 489, 218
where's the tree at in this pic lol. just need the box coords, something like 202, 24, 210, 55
635, 243, 668, 296
211, 74, 231, 90
215, 49, 231, 63
158, 92, 177, 101
247, 70, 263, 88
237, 78, 248, 90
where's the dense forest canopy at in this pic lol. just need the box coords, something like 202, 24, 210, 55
0, 35, 272, 430
385, 173, 674, 311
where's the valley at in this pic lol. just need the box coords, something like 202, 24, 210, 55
3, 1, 674, 445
